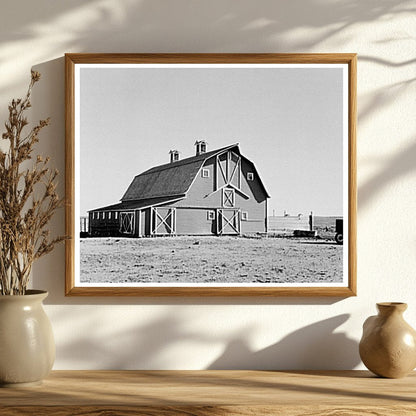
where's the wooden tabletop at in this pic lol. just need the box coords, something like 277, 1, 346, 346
1, 370, 415, 415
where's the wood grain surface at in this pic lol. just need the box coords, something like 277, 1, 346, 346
1, 370, 415, 415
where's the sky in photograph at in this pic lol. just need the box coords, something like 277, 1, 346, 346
79, 65, 345, 217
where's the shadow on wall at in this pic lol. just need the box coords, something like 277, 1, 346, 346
20, 0, 416, 303
54, 309, 216, 369
208, 314, 360, 370
0, 0, 414, 98
53, 306, 359, 370
359, 138, 416, 210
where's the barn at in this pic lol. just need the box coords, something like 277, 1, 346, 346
88, 141, 270, 237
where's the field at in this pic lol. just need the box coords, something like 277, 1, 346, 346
80, 235, 343, 284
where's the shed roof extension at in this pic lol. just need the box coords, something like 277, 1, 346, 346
89, 196, 184, 213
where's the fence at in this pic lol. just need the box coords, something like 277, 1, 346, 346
268, 214, 312, 234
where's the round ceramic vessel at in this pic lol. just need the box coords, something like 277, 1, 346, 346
0, 290, 55, 387
359, 302, 416, 378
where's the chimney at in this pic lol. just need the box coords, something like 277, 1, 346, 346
169, 150, 180, 163
195, 140, 207, 156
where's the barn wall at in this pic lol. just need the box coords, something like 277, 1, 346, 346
240, 159, 268, 204
240, 200, 267, 234
241, 219, 265, 234
176, 207, 215, 235
134, 210, 141, 237
176, 154, 268, 229
175, 157, 218, 208
89, 211, 120, 236
140, 210, 146, 236
235, 193, 266, 223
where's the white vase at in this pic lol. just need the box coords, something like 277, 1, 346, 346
0, 290, 55, 386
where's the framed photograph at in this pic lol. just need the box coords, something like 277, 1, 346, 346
65, 53, 356, 296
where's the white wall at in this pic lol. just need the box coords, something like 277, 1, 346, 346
1, 0, 415, 370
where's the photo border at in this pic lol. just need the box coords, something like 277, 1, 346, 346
65, 53, 357, 297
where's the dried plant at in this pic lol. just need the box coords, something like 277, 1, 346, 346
0, 71, 64, 295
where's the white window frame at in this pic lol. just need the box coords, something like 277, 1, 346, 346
202, 168, 210, 178
207, 210, 215, 220
222, 188, 235, 208
242, 211, 248, 221
247, 172, 254, 181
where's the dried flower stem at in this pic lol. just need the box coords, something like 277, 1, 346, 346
0, 71, 64, 295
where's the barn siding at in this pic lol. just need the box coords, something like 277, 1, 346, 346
241, 218, 266, 234
134, 210, 141, 237
175, 207, 215, 235
140, 210, 146, 236
173, 152, 267, 235
175, 157, 220, 207
240, 159, 268, 203
89, 211, 121, 236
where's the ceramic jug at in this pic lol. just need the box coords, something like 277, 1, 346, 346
359, 302, 416, 378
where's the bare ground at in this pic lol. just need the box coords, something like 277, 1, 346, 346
80, 236, 343, 284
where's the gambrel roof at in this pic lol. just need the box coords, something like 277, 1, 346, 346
91, 143, 269, 212
121, 143, 268, 201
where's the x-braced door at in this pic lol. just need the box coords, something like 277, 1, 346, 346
217, 209, 240, 235
119, 212, 135, 235
151, 207, 176, 235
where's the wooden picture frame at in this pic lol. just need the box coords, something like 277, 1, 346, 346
65, 53, 356, 296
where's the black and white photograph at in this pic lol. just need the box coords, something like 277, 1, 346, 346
65, 54, 356, 296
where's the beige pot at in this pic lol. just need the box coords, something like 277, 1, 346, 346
0, 290, 55, 387
359, 302, 416, 378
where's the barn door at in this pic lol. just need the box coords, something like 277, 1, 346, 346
119, 212, 134, 235
217, 209, 240, 235
152, 207, 176, 235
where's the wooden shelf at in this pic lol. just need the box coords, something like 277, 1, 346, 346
1, 370, 415, 415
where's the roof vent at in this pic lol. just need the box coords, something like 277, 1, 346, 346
169, 150, 180, 163
195, 140, 207, 156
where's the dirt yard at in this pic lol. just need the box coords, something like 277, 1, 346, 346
80, 236, 343, 284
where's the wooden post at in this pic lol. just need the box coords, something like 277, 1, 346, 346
309, 211, 313, 231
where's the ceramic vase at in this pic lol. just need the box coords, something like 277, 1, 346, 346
359, 302, 416, 378
0, 290, 55, 387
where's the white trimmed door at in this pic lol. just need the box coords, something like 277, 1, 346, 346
119, 212, 135, 235
151, 207, 176, 235
217, 209, 240, 235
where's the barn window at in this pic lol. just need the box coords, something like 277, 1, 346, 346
202, 168, 210, 178
247, 172, 254, 181
115, 212, 118, 220
207, 210, 215, 220
222, 188, 235, 208
242, 211, 248, 221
